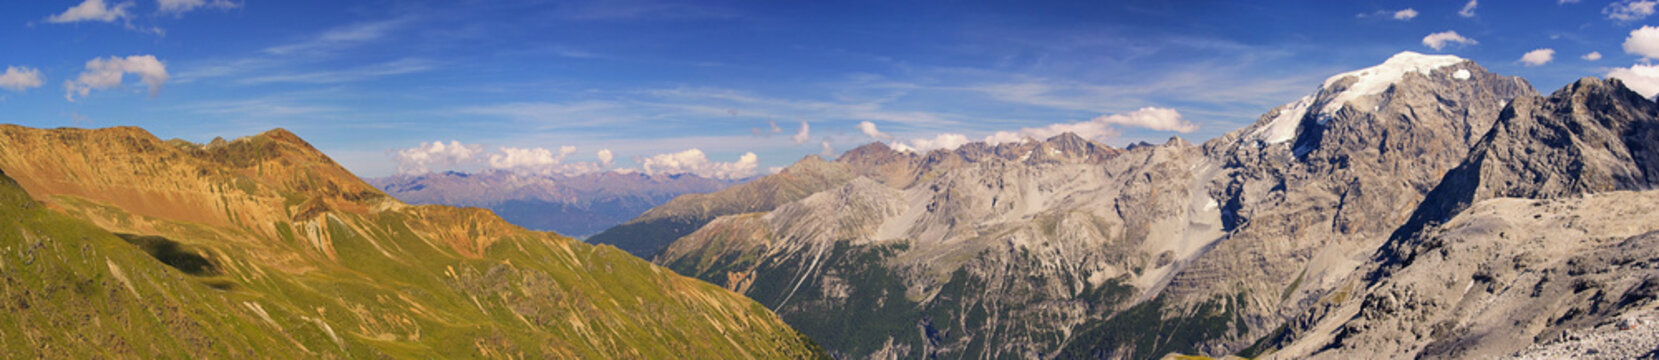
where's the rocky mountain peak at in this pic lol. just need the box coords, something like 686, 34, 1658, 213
1381, 75, 1659, 249
1227, 52, 1526, 153
835, 141, 913, 169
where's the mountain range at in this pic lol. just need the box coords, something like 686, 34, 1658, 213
0, 125, 823, 358
367, 171, 737, 238
591, 51, 1659, 359
10, 49, 1659, 359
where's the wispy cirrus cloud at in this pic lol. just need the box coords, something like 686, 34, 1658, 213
238, 58, 435, 84
158, 0, 240, 15
264, 17, 416, 56
1606, 0, 1659, 22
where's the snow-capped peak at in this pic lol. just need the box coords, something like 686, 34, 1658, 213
1249, 51, 1469, 145
1317, 51, 1466, 118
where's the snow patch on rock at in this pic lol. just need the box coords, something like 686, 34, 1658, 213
1317, 51, 1465, 124
1250, 95, 1314, 144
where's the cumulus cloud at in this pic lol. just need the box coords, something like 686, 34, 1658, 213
46, 0, 132, 23
394, 141, 483, 175
1584, 51, 1604, 60
1625, 26, 1659, 59
489, 147, 560, 170
885, 107, 1191, 152
1459, 0, 1478, 17
1520, 49, 1556, 66
0, 66, 44, 92
1093, 107, 1195, 132
985, 120, 1121, 145
392, 141, 615, 176
1394, 8, 1419, 20
597, 149, 615, 168
1359, 8, 1417, 20
64, 55, 168, 101
858, 121, 893, 141
486, 146, 607, 175
1423, 31, 1478, 51
792, 121, 811, 145
902, 133, 972, 152
158, 0, 239, 15
820, 140, 835, 157
1607, 1, 1659, 22
1609, 64, 1659, 98
638, 149, 758, 180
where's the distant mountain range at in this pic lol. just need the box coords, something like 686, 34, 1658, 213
366, 171, 738, 238
604, 52, 1659, 359
0, 125, 823, 358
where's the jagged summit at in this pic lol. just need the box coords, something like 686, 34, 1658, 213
1227, 51, 1519, 153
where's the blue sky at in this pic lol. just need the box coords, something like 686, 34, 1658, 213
4, 0, 1659, 178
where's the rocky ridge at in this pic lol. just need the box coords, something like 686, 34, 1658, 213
636, 52, 1655, 359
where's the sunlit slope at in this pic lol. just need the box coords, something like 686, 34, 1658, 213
0, 125, 824, 359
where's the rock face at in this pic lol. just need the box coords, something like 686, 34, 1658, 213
1139, 51, 1534, 355
634, 51, 1637, 359
658, 135, 1211, 359
0, 125, 825, 359
1258, 77, 1659, 359
367, 170, 735, 238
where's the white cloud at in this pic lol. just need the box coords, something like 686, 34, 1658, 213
489, 147, 560, 169
978, 107, 1187, 145
486, 146, 608, 176
394, 141, 483, 175
1625, 26, 1659, 59
158, 0, 239, 14
1394, 8, 1419, 20
46, 0, 132, 23
819, 140, 835, 157
1092, 107, 1195, 132
597, 149, 615, 168
64, 55, 169, 101
985, 120, 1120, 145
1583, 51, 1604, 60
903, 133, 971, 152
792, 121, 811, 145
0, 66, 45, 92
1520, 49, 1556, 66
858, 121, 893, 141
1608, 64, 1659, 98
1607, 1, 1659, 22
1459, 0, 1478, 17
1423, 31, 1478, 50
392, 142, 614, 176
638, 149, 758, 180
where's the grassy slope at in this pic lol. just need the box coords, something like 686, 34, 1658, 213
0, 125, 824, 359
